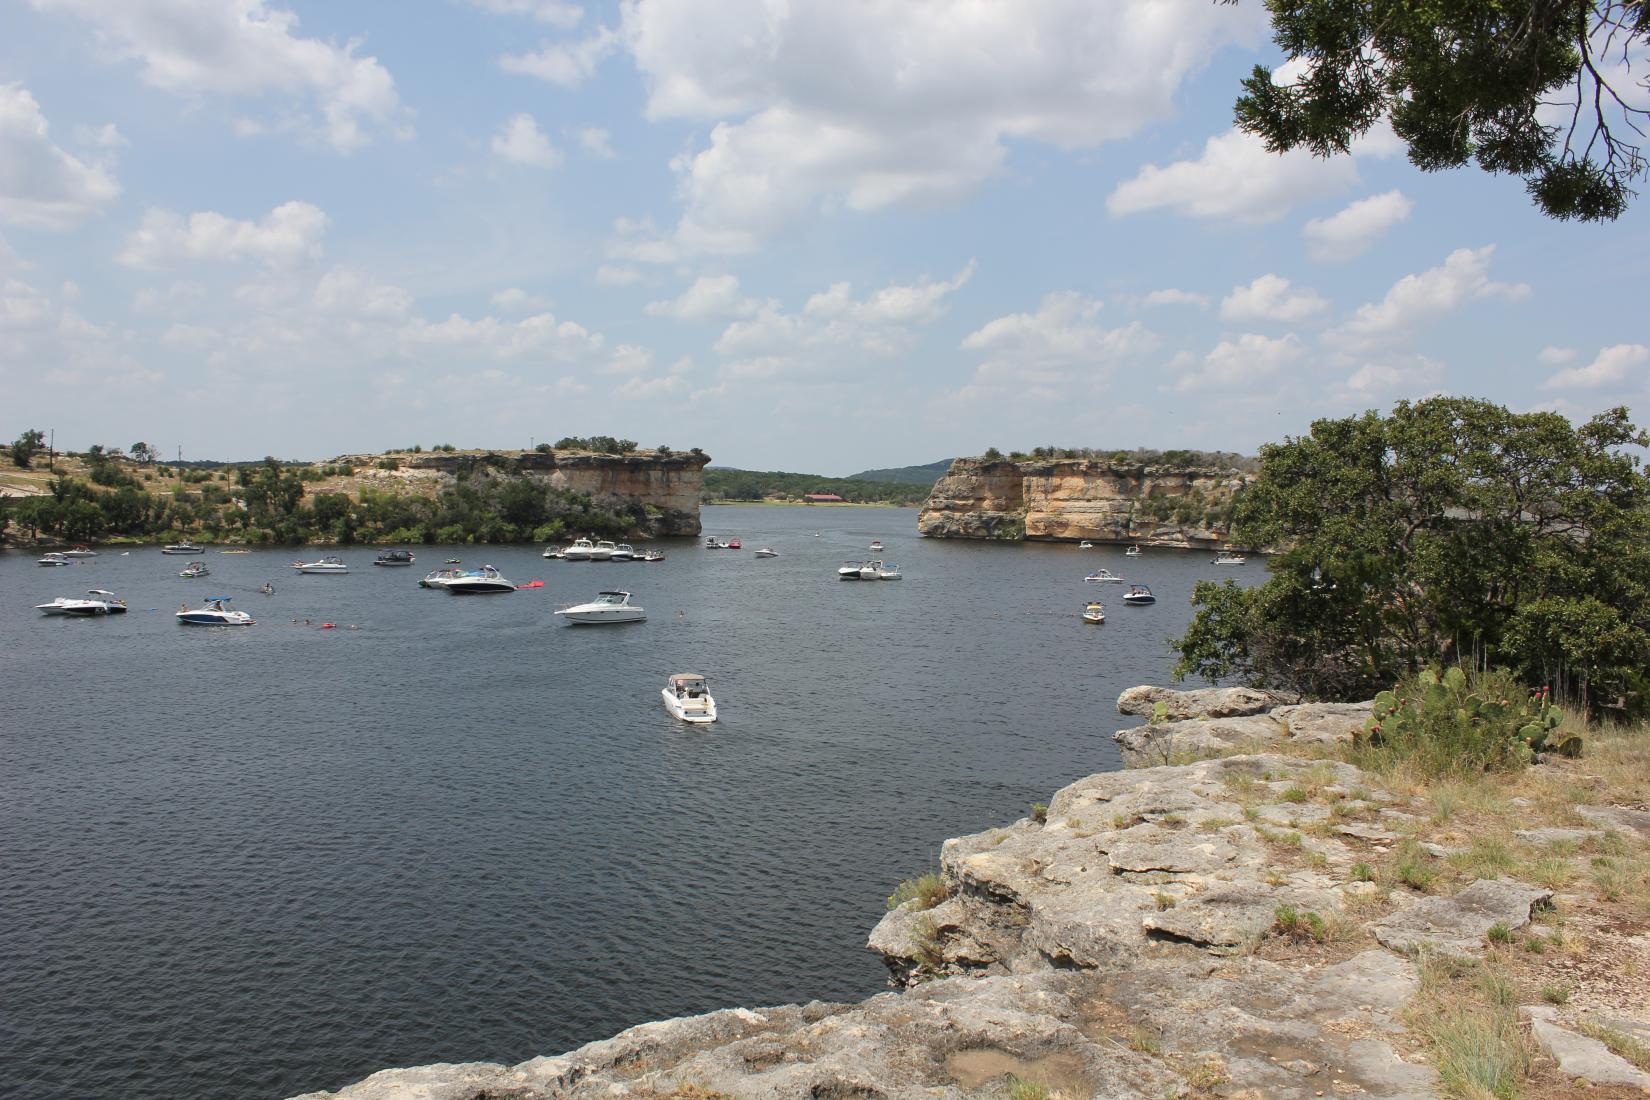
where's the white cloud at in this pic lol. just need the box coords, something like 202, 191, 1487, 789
1219, 274, 1329, 324
491, 287, 551, 312
1343, 354, 1444, 397
645, 274, 762, 322
612, 0, 1266, 253
313, 267, 412, 318
33, 0, 408, 152
73, 121, 128, 149
1333, 246, 1531, 347
575, 126, 614, 158
594, 264, 644, 286
500, 27, 619, 87
1303, 190, 1413, 261
1174, 332, 1304, 392
117, 200, 329, 269
0, 84, 121, 229
959, 291, 1156, 391
491, 113, 561, 168
1108, 128, 1357, 222
1538, 346, 1577, 365
606, 216, 680, 265
465, 0, 581, 28
1544, 343, 1649, 390
1142, 288, 1209, 309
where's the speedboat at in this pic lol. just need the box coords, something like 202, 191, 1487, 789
443, 565, 515, 594
1084, 569, 1123, 583
838, 561, 868, 580
705, 535, 719, 549
877, 563, 902, 580
36, 597, 74, 615
419, 567, 465, 589
178, 561, 210, 578
728, 538, 742, 550
64, 545, 97, 557
1125, 544, 1142, 557
61, 590, 128, 616
1213, 552, 1248, 565
38, 552, 72, 567
293, 557, 348, 574
1122, 584, 1156, 605
555, 590, 646, 624
177, 597, 255, 626
589, 540, 618, 561
610, 543, 635, 561
1082, 601, 1106, 623
662, 673, 717, 724
639, 550, 665, 562
541, 546, 564, 559
162, 542, 205, 555
868, 540, 884, 552
753, 547, 779, 558
859, 560, 883, 580
1078, 541, 1094, 550
564, 538, 595, 561
373, 549, 416, 566
220, 548, 251, 554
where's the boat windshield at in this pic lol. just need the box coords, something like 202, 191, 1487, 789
596, 592, 629, 604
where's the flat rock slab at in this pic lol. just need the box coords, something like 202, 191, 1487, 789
1514, 827, 1598, 846
1371, 879, 1552, 955
1576, 804, 1650, 840
1117, 685, 1296, 720
1268, 702, 1373, 745
1522, 1005, 1650, 1089
1114, 714, 1284, 766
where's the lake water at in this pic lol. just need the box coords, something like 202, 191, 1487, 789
1, 505, 1261, 1099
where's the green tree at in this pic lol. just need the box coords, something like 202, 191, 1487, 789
10, 429, 45, 469
1173, 397, 1650, 715
1235, 0, 1650, 221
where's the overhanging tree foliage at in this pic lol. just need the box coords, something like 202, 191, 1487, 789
1234, 0, 1650, 220
1173, 397, 1650, 714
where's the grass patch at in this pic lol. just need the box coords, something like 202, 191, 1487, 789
1153, 892, 1177, 911
1540, 983, 1569, 1005
1350, 861, 1375, 882
1409, 953, 1529, 1100
1127, 1027, 1162, 1055
1576, 1020, 1650, 1072
1005, 1078, 1051, 1100
1271, 904, 1329, 943
1447, 836, 1516, 879
887, 872, 949, 911
1485, 921, 1514, 945
1029, 802, 1048, 824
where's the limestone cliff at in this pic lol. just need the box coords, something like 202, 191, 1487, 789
346, 449, 709, 537
917, 456, 1252, 548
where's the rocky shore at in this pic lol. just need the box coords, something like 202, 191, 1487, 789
292, 687, 1650, 1099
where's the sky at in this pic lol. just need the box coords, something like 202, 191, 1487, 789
2, 0, 1647, 475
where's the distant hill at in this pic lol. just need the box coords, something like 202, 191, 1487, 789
703, 467, 930, 506
845, 459, 953, 487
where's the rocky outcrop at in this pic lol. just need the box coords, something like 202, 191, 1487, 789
917, 456, 1253, 548
347, 449, 709, 536
1113, 687, 1371, 766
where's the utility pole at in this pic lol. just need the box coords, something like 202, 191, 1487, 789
48, 428, 55, 471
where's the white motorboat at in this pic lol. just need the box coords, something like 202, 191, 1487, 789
753, 547, 779, 558
162, 542, 205, 555
1125, 544, 1142, 557
563, 538, 595, 561
178, 561, 210, 578
419, 567, 464, 589
838, 561, 869, 580
373, 549, 416, 566
706, 537, 733, 549
220, 548, 251, 554
1084, 569, 1123, 583
1078, 540, 1094, 549
1121, 584, 1156, 605
877, 563, 902, 580
589, 540, 618, 561
662, 673, 717, 724
555, 590, 646, 624
858, 560, 884, 580
1082, 601, 1106, 623
64, 544, 97, 557
177, 597, 255, 626
1213, 551, 1248, 565
61, 589, 128, 616
869, 540, 884, 552
36, 597, 74, 615
293, 557, 348, 574
38, 552, 72, 567
443, 565, 515, 594
639, 549, 665, 562
542, 546, 564, 559
610, 543, 635, 561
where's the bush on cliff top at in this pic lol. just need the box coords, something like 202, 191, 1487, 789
1172, 397, 1650, 718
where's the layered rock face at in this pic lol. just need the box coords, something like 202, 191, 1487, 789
358, 450, 709, 536
917, 457, 1252, 548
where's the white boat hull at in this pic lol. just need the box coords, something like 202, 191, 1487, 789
161, 547, 204, 555
177, 611, 255, 625
661, 688, 717, 723
444, 579, 514, 594
557, 607, 646, 624
295, 564, 349, 574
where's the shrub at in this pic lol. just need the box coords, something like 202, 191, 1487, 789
887, 872, 948, 911
1360, 667, 1582, 779
1029, 802, 1048, 824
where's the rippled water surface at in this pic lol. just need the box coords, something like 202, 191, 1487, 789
2, 506, 1261, 1099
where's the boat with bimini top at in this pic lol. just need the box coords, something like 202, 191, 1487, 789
662, 673, 717, 724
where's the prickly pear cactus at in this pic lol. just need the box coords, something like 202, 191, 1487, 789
1361, 669, 1582, 764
